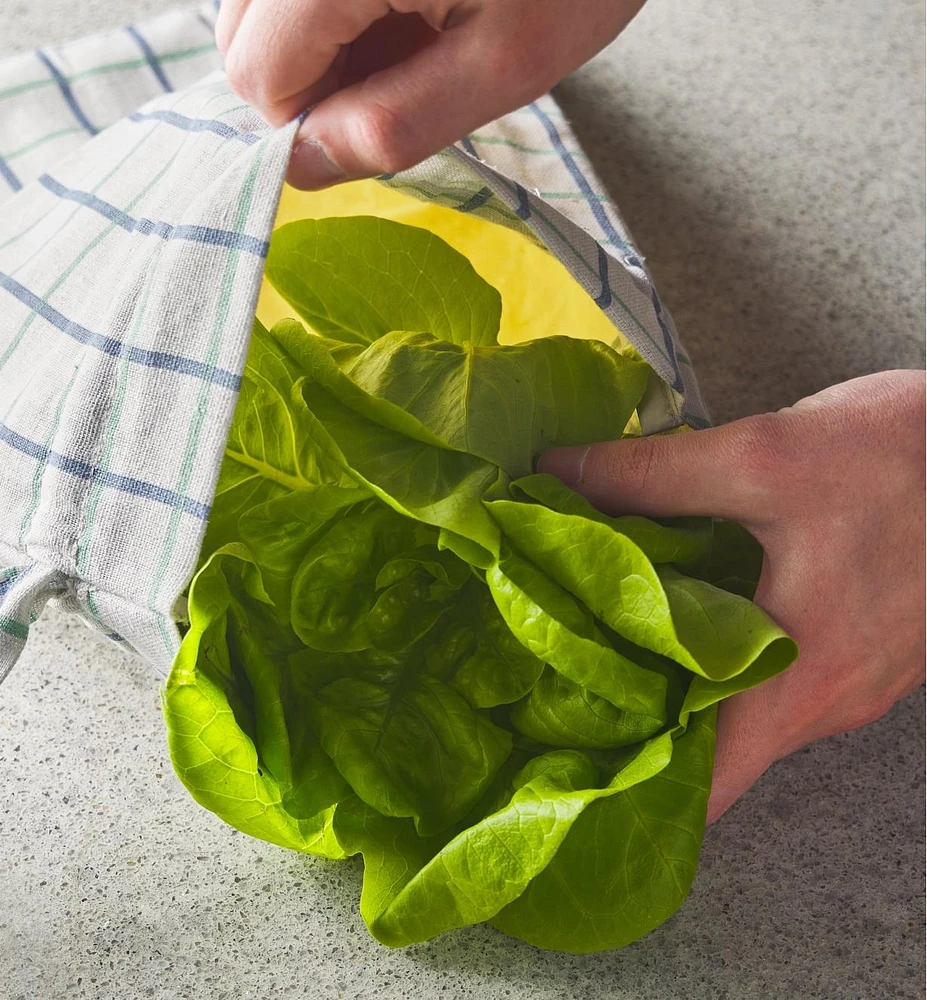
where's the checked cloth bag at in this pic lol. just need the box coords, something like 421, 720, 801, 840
0, 1, 708, 679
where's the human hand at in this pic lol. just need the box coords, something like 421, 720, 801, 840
215, 0, 645, 189
538, 370, 926, 822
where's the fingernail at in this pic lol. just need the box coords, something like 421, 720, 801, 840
289, 136, 345, 191
535, 446, 588, 489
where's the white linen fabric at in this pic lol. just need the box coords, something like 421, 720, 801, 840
0, 2, 707, 678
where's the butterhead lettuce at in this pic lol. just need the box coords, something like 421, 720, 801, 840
164, 216, 797, 953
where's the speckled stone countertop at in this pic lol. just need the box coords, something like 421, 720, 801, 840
1, 2, 924, 998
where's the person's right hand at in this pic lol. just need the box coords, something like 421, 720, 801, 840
216, 0, 646, 190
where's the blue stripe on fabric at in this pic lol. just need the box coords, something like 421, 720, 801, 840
455, 186, 494, 214
460, 135, 479, 158
493, 172, 684, 389
619, 251, 684, 392
513, 182, 532, 220
0, 422, 210, 519
525, 108, 685, 391
681, 411, 711, 429
0, 272, 241, 390
125, 25, 173, 93
0, 153, 22, 193
0, 567, 27, 600
35, 50, 98, 136
527, 102, 626, 249
648, 284, 682, 391
593, 244, 613, 309
39, 174, 269, 256
128, 109, 259, 144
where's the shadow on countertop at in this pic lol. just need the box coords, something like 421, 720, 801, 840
399, 693, 925, 1000
551, 73, 925, 426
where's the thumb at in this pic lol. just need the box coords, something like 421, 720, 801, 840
287, 20, 547, 190
706, 679, 782, 823
537, 415, 780, 528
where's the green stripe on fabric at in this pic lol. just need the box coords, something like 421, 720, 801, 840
383, 176, 522, 220
72, 151, 189, 573
11, 147, 184, 552
197, 95, 252, 116
469, 133, 587, 159
16, 363, 80, 546
0, 43, 217, 101
148, 141, 270, 650
0, 222, 110, 377
498, 179, 601, 283
0, 85, 186, 258
536, 190, 609, 201
0, 615, 28, 641
2, 126, 85, 161
155, 610, 177, 657
85, 587, 101, 622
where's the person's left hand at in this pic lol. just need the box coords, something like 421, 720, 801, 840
538, 370, 926, 821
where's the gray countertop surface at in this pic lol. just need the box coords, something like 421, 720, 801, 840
1, 2, 924, 998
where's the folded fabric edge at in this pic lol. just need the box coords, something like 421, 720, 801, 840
0, 541, 184, 678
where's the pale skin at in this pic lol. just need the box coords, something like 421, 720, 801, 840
539, 371, 925, 820
218, 0, 926, 821
216, 0, 647, 188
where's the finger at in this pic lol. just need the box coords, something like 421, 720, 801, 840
224, 0, 387, 127
708, 566, 784, 823
537, 414, 785, 528
288, 15, 555, 189
706, 563, 807, 824
706, 681, 781, 823
214, 0, 251, 56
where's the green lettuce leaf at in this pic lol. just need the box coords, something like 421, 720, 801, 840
265, 216, 502, 346
200, 318, 355, 558
312, 666, 512, 837
490, 707, 716, 952
487, 501, 796, 685
339, 331, 648, 477
164, 546, 350, 858
167, 215, 798, 955
510, 472, 713, 567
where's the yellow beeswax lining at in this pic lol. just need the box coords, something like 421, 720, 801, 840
256, 180, 628, 351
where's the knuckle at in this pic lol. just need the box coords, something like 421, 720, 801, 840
590, 436, 659, 497
356, 101, 421, 174
730, 412, 791, 475
214, 14, 234, 57
723, 412, 801, 507
840, 697, 890, 733
224, 49, 292, 125
865, 677, 916, 726
808, 656, 909, 736
223, 45, 259, 103
485, 37, 552, 103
